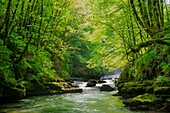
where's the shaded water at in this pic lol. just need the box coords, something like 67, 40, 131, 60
0, 82, 163, 113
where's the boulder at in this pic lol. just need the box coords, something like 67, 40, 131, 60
68, 82, 79, 88
100, 85, 115, 91
118, 81, 154, 99
26, 81, 83, 96
124, 93, 161, 110
26, 82, 52, 96
71, 84, 79, 88
26, 82, 68, 96
97, 80, 107, 83
118, 82, 146, 98
86, 80, 97, 87
3, 84, 26, 99
45, 82, 64, 90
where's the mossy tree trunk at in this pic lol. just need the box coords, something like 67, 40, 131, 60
128, 0, 170, 54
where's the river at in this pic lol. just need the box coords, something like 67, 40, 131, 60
0, 81, 163, 113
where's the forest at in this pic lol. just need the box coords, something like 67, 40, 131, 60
0, 0, 170, 112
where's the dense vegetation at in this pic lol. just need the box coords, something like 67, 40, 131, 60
1, 0, 170, 110
0, 0, 108, 87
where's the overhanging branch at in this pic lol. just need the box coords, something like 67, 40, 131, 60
128, 38, 170, 54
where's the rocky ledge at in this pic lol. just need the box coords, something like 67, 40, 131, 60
26, 81, 82, 96
0, 80, 82, 104
116, 80, 170, 112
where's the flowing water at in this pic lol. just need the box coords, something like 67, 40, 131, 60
0, 81, 163, 113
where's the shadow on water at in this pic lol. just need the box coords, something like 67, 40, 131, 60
0, 82, 167, 113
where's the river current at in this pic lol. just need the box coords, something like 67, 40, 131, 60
0, 81, 163, 113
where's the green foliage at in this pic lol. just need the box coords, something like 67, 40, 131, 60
0, 0, 109, 87
28, 49, 55, 78
123, 44, 170, 82
155, 76, 170, 85
0, 39, 13, 79
1, 0, 169, 88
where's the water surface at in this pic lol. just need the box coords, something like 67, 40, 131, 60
0, 82, 163, 113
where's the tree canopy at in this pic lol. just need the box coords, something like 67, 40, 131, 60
0, 0, 170, 85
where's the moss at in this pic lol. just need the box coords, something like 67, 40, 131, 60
117, 66, 133, 85
45, 82, 64, 90
146, 86, 154, 93
155, 76, 170, 86
118, 81, 147, 98
154, 86, 170, 95
25, 81, 79, 96
122, 80, 153, 88
124, 93, 161, 110
25, 81, 45, 90
132, 93, 158, 103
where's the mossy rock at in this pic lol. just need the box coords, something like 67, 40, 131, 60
86, 79, 97, 87
124, 93, 161, 110
118, 80, 155, 98
68, 82, 79, 88
3, 86, 26, 99
154, 86, 170, 95
117, 82, 125, 91
146, 86, 154, 94
25, 82, 45, 91
44, 82, 64, 90
118, 82, 146, 98
100, 85, 116, 92
72, 84, 79, 88
26, 82, 72, 96
116, 66, 133, 86
132, 93, 159, 103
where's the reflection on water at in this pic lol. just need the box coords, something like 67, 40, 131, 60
0, 82, 165, 113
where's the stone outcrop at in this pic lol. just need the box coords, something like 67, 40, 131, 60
123, 93, 162, 110
67, 82, 79, 88
117, 79, 170, 112
100, 85, 115, 92
0, 80, 82, 103
117, 81, 153, 99
86, 79, 97, 87
26, 82, 82, 96
0, 83, 26, 103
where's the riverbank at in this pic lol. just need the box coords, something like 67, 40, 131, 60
115, 45, 170, 112
0, 78, 82, 104
116, 67, 170, 112
0, 90, 126, 113
0, 81, 145, 113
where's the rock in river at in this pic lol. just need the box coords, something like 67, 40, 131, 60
86, 79, 97, 87
100, 85, 115, 92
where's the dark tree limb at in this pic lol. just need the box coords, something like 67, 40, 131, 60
128, 38, 170, 54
